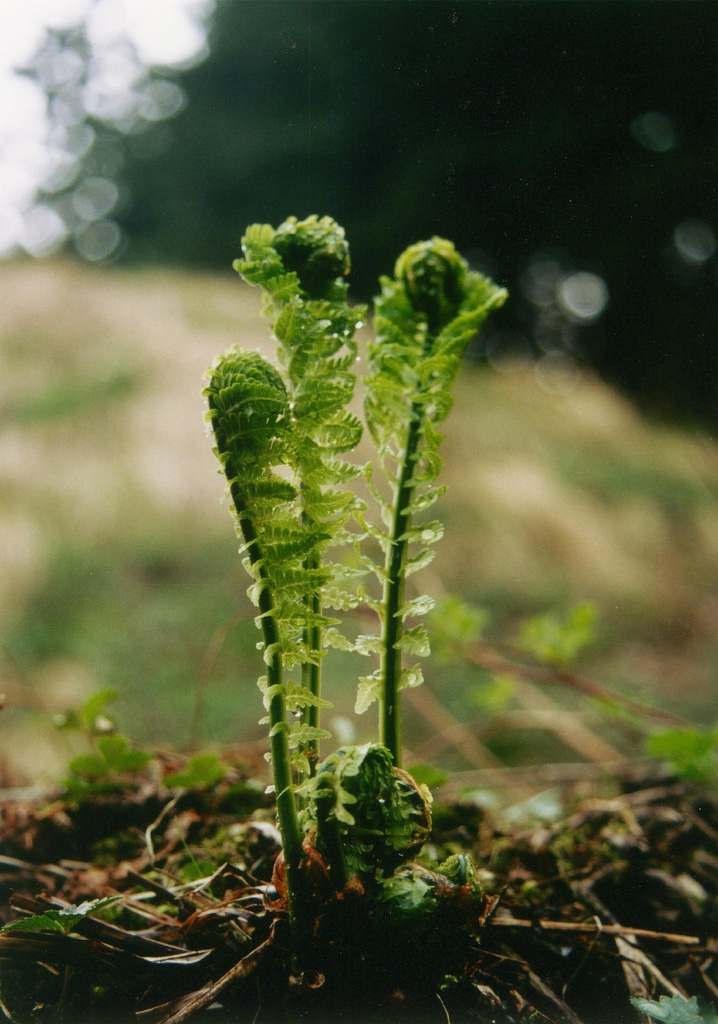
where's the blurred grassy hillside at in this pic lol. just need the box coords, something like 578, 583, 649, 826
0, 261, 716, 784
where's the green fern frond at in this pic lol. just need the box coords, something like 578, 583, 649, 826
299, 744, 431, 886
362, 238, 507, 764
205, 345, 305, 904
396, 625, 431, 657
356, 672, 382, 714
234, 216, 366, 773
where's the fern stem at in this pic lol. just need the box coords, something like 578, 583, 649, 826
313, 774, 349, 890
380, 402, 425, 767
300, 501, 323, 777
230, 485, 304, 916
304, 582, 322, 769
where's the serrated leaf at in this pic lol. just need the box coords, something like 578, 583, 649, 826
398, 664, 424, 691
268, 721, 290, 738
397, 594, 435, 619
630, 996, 716, 1024
286, 723, 331, 748
404, 547, 436, 577
323, 585, 362, 610
1, 914, 66, 935
284, 682, 333, 711
403, 520, 444, 545
355, 672, 382, 714
354, 634, 384, 656
403, 484, 446, 515
322, 626, 355, 651
1, 897, 122, 937
396, 625, 430, 657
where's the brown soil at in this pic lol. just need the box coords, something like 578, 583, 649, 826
1, 759, 716, 1024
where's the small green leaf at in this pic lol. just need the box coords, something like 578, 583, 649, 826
470, 674, 515, 715
96, 733, 152, 773
429, 595, 488, 662
322, 626, 356, 651
286, 722, 331, 749
395, 625, 430, 657
630, 995, 716, 1024
355, 672, 382, 714
355, 633, 384, 656
68, 753, 109, 781
646, 727, 718, 783
398, 664, 424, 691
1, 897, 122, 937
55, 688, 119, 734
178, 860, 217, 883
78, 689, 119, 732
284, 682, 333, 712
164, 752, 227, 789
518, 602, 597, 666
1, 914, 66, 935
397, 594, 435, 620
404, 547, 436, 577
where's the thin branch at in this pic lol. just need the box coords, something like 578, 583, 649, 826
405, 684, 503, 770
142, 931, 275, 1024
470, 643, 689, 727
489, 916, 701, 946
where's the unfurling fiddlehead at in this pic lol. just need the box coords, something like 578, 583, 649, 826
299, 743, 431, 890
205, 219, 507, 954
204, 349, 310, 916
359, 238, 507, 765
235, 216, 365, 775
205, 218, 366, 932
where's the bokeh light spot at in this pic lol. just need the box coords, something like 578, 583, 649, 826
73, 218, 122, 260
72, 176, 119, 220
520, 259, 561, 307
673, 219, 716, 265
630, 111, 677, 153
0, 0, 214, 261
534, 352, 581, 396
558, 272, 609, 322
138, 79, 185, 121
486, 333, 534, 373
19, 204, 68, 257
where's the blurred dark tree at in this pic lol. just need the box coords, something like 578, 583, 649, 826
120, 0, 717, 426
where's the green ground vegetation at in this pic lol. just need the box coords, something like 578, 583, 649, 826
0, 260, 716, 783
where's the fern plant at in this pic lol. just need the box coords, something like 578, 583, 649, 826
358, 238, 507, 764
205, 216, 505, 948
234, 216, 366, 777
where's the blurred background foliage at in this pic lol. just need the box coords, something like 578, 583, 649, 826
8, 0, 716, 425
0, 1, 716, 786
